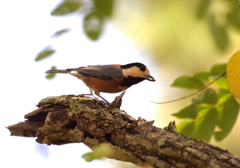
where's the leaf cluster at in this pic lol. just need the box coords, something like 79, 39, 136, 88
35, 0, 114, 78
50, 0, 113, 40
196, 0, 240, 50
172, 64, 239, 142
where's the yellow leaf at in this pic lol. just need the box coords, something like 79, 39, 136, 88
226, 50, 240, 104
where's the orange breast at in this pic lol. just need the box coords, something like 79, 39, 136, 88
82, 77, 127, 93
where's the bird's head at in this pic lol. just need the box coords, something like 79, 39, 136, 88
121, 63, 155, 82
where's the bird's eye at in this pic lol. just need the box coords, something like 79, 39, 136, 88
140, 66, 145, 71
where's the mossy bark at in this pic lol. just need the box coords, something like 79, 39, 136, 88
7, 95, 240, 168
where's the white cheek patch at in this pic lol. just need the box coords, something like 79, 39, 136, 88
122, 66, 146, 78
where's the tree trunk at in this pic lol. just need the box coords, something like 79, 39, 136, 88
7, 95, 240, 168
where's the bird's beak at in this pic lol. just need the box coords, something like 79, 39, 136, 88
144, 74, 156, 81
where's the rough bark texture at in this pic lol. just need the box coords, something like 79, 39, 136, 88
7, 95, 240, 168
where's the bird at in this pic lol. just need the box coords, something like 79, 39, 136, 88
46, 62, 155, 104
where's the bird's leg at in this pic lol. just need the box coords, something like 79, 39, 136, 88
95, 91, 110, 105
79, 89, 109, 105
79, 89, 99, 100
89, 88, 99, 101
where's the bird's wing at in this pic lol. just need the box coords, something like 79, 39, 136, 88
76, 65, 123, 81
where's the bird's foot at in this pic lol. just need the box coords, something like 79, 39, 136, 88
78, 93, 110, 106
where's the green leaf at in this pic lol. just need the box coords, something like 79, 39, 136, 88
172, 104, 198, 119
227, 12, 240, 30
94, 0, 113, 18
46, 66, 57, 79
209, 75, 227, 90
196, 106, 212, 119
84, 12, 103, 40
196, 0, 211, 19
200, 88, 218, 105
171, 75, 204, 89
35, 48, 55, 61
218, 89, 230, 98
214, 96, 239, 141
82, 144, 113, 162
51, 0, 82, 16
193, 72, 210, 82
52, 28, 70, 38
82, 152, 102, 162
210, 64, 227, 76
177, 121, 195, 138
192, 97, 202, 105
193, 107, 218, 141
208, 15, 229, 50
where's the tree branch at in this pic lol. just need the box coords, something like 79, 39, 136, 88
7, 95, 240, 168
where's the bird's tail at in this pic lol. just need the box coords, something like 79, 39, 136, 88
46, 69, 70, 73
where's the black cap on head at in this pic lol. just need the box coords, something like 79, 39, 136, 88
120, 63, 146, 71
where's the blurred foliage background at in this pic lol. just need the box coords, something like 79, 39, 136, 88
35, 0, 240, 163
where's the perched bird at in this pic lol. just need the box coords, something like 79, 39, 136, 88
46, 62, 155, 104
